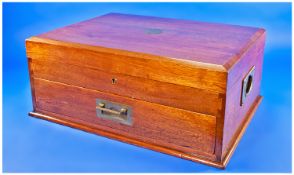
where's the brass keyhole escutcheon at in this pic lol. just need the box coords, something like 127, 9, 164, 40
111, 78, 117, 84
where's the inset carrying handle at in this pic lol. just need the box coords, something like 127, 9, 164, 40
240, 66, 255, 106
96, 99, 132, 126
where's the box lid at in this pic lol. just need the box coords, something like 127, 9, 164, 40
35, 13, 265, 70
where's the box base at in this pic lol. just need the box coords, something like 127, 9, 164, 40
29, 96, 262, 169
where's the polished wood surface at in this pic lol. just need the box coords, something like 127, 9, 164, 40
29, 95, 262, 169
37, 13, 264, 69
222, 96, 263, 167
221, 32, 265, 159
26, 37, 227, 93
28, 56, 223, 116
33, 78, 217, 156
25, 13, 266, 168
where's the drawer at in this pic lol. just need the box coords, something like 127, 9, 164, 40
32, 78, 217, 157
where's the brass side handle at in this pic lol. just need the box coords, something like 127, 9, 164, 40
240, 66, 255, 106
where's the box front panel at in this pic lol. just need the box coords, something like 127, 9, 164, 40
32, 77, 217, 159
28, 57, 223, 116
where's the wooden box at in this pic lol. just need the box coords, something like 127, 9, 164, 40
25, 13, 265, 168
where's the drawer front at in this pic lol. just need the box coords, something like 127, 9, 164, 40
32, 78, 217, 157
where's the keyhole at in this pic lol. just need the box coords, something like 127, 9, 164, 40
111, 78, 117, 84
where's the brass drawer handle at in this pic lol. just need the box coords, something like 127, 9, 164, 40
96, 99, 132, 125
96, 102, 128, 116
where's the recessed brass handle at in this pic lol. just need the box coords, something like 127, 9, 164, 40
96, 102, 128, 116
96, 99, 132, 125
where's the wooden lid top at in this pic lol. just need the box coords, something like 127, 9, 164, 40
36, 13, 265, 70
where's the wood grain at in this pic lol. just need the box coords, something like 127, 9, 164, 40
221, 32, 265, 159
29, 57, 223, 116
28, 95, 262, 169
37, 13, 264, 68
27, 54, 37, 111
33, 77, 217, 156
222, 96, 262, 167
26, 37, 228, 93
30, 111, 222, 167
25, 13, 266, 168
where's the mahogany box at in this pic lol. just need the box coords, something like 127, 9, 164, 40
25, 13, 265, 168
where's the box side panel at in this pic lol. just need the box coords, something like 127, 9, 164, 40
32, 77, 217, 160
222, 32, 266, 159
27, 54, 37, 111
